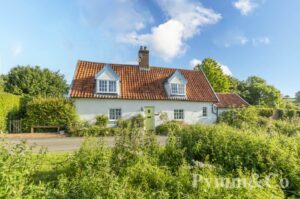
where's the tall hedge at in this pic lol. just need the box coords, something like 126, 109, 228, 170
0, 92, 20, 133
22, 98, 78, 132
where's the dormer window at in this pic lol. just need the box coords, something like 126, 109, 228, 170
171, 83, 185, 95
99, 80, 117, 93
95, 64, 120, 95
165, 70, 187, 97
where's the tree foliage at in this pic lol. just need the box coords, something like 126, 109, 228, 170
238, 76, 283, 107
194, 58, 232, 92
295, 91, 300, 103
4, 65, 68, 97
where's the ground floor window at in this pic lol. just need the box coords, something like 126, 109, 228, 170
174, 109, 184, 120
202, 107, 207, 117
109, 108, 121, 120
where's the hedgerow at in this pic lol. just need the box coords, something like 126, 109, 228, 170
22, 97, 79, 132
0, 91, 20, 132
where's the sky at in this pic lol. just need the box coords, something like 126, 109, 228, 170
0, 0, 299, 96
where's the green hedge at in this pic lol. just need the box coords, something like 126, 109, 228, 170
22, 97, 78, 132
0, 92, 20, 132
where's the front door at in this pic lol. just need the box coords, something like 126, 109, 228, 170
144, 107, 154, 130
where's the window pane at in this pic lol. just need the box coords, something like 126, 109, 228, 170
99, 80, 107, 92
171, 84, 178, 94
174, 109, 184, 119
109, 108, 121, 120
203, 107, 207, 117
178, 84, 185, 94
109, 81, 116, 92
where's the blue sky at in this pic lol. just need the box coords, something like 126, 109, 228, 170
0, 0, 299, 96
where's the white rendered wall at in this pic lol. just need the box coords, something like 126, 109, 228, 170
74, 98, 218, 126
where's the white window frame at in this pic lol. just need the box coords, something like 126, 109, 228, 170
174, 109, 184, 120
98, 80, 117, 94
202, 107, 208, 117
170, 83, 185, 95
109, 108, 122, 121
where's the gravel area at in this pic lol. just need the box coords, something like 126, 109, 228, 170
0, 133, 66, 139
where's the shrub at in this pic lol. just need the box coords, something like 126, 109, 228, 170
177, 124, 300, 196
0, 141, 48, 198
95, 115, 108, 127
218, 107, 258, 128
116, 114, 145, 129
0, 92, 20, 132
155, 120, 184, 135
258, 108, 274, 118
22, 97, 78, 132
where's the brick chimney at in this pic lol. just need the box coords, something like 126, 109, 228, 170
138, 46, 149, 70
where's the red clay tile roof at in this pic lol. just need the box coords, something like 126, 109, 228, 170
70, 60, 219, 102
216, 93, 249, 108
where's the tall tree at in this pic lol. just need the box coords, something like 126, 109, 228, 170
238, 76, 283, 107
4, 66, 68, 97
194, 58, 232, 92
295, 91, 300, 103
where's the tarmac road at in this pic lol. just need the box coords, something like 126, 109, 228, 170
6, 136, 168, 152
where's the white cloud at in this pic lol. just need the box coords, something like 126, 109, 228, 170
190, 58, 232, 76
190, 58, 202, 68
233, 0, 257, 16
252, 37, 270, 45
121, 0, 221, 61
11, 45, 23, 57
220, 64, 233, 76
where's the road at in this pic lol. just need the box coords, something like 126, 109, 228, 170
6, 136, 168, 152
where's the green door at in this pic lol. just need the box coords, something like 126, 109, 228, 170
144, 107, 155, 130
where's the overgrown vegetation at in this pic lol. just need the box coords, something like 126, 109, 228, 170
1, 127, 290, 198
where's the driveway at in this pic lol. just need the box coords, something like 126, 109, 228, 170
6, 136, 168, 152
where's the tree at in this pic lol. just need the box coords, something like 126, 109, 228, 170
237, 76, 283, 107
194, 58, 232, 92
295, 91, 300, 103
4, 66, 68, 97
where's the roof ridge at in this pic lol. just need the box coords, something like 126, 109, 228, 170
77, 59, 201, 72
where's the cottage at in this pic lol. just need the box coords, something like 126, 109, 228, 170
70, 47, 248, 129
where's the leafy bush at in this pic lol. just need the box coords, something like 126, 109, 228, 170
257, 108, 274, 118
95, 115, 108, 127
218, 107, 258, 128
273, 119, 300, 136
22, 97, 79, 132
116, 114, 144, 129
0, 91, 20, 133
0, 141, 48, 198
177, 124, 300, 196
155, 120, 184, 135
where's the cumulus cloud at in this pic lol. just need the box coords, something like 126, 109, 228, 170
121, 0, 221, 61
233, 0, 257, 16
189, 58, 232, 76
11, 45, 23, 57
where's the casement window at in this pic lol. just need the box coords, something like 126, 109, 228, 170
98, 80, 117, 93
174, 109, 184, 120
109, 108, 122, 121
171, 83, 185, 95
202, 107, 208, 117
